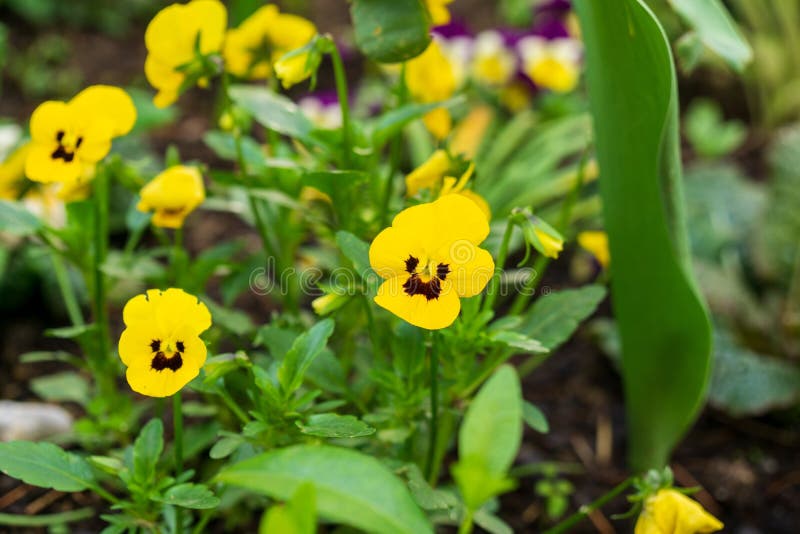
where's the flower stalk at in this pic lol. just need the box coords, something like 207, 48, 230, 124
425, 331, 439, 484
92, 169, 113, 396
328, 39, 353, 168
543, 478, 633, 534
173, 392, 185, 534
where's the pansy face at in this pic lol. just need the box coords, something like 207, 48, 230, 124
119, 289, 212, 397
137, 166, 206, 228
518, 36, 582, 93
223, 5, 316, 81
25, 86, 136, 186
144, 0, 227, 108
635, 489, 723, 534
470, 31, 517, 87
370, 195, 494, 330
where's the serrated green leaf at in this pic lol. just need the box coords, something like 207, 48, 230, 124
218, 445, 432, 534
0, 441, 95, 492
229, 85, 314, 141
296, 413, 376, 438
133, 419, 163, 485
278, 319, 335, 396
516, 285, 606, 350
156, 483, 220, 509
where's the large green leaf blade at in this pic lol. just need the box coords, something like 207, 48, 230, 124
0, 441, 95, 492
217, 444, 432, 534
575, 0, 712, 471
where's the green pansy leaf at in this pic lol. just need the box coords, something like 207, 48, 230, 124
296, 413, 376, 438
155, 483, 220, 509
218, 444, 432, 534
229, 85, 314, 141
0, 441, 95, 492
516, 285, 606, 350
522, 401, 549, 434
351, 0, 431, 63
278, 319, 335, 396
259, 483, 317, 534
133, 419, 163, 486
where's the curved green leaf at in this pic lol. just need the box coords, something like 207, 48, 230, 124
217, 444, 432, 534
0, 441, 95, 492
575, 0, 712, 471
351, 0, 431, 63
668, 0, 752, 72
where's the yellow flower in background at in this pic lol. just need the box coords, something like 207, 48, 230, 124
223, 4, 316, 82
119, 288, 212, 397
137, 166, 205, 228
25, 85, 136, 187
518, 36, 582, 93
275, 52, 313, 89
470, 31, 516, 87
406, 39, 457, 140
450, 105, 494, 159
635, 489, 723, 534
0, 143, 30, 199
145, 0, 227, 108
578, 230, 610, 268
405, 149, 451, 196
424, 0, 454, 25
500, 81, 533, 112
369, 195, 494, 330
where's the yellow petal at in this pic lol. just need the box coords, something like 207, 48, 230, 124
30, 101, 73, 144
535, 228, 564, 259
145, 0, 226, 64
406, 40, 456, 103
650, 490, 723, 534
154, 288, 212, 336
25, 143, 83, 185
269, 12, 316, 51
125, 336, 206, 397
369, 226, 426, 280
577, 230, 610, 268
457, 190, 491, 221
0, 143, 31, 199
392, 194, 490, 253
423, 0, 453, 26
448, 246, 494, 298
375, 276, 461, 330
405, 149, 451, 197
118, 324, 154, 368
69, 85, 137, 137
527, 57, 580, 93
450, 106, 494, 159
423, 108, 452, 140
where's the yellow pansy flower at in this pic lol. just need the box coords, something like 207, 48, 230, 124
25, 85, 136, 187
137, 166, 205, 229
369, 195, 494, 330
470, 31, 516, 87
223, 5, 316, 82
406, 39, 457, 140
145, 0, 227, 108
424, 0, 454, 26
578, 230, 609, 268
118, 288, 212, 397
406, 149, 451, 197
518, 36, 582, 93
635, 489, 723, 534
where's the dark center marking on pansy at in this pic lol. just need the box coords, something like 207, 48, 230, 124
51, 130, 83, 163
403, 254, 450, 301
149, 338, 185, 372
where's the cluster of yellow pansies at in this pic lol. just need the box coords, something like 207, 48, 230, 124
145, 0, 317, 108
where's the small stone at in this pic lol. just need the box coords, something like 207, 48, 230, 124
0, 401, 73, 441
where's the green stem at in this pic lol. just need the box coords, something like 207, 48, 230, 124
543, 478, 633, 534
380, 64, 408, 227
508, 254, 551, 316
425, 331, 439, 484
172, 227, 184, 286
482, 217, 515, 314
215, 386, 249, 425
92, 170, 112, 395
51, 252, 84, 327
0, 508, 94, 527
458, 509, 474, 534
173, 392, 185, 534
329, 40, 353, 168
